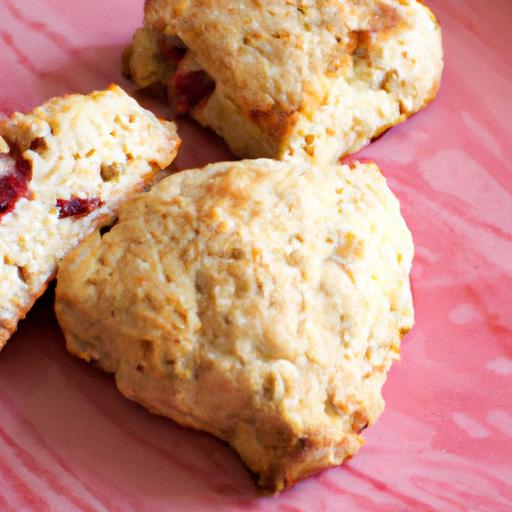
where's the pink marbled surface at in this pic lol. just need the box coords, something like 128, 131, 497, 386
0, 0, 511, 510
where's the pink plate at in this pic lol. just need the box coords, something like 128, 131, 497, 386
1, 1, 511, 510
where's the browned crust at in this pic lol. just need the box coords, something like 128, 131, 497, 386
255, 425, 363, 491
140, 0, 411, 117
372, 2, 401, 32
144, 0, 186, 22
135, 0, 442, 164
249, 109, 299, 141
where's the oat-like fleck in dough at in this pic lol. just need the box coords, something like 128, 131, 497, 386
55, 158, 414, 490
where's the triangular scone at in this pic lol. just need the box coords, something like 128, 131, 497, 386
0, 85, 180, 348
124, 0, 443, 164
55, 158, 414, 490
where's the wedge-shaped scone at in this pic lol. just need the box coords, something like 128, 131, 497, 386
124, 0, 443, 164
55, 158, 414, 490
0, 85, 180, 348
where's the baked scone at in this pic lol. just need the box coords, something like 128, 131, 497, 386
123, 0, 443, 164
0, 85, 180, 348
55, 158, 414, 490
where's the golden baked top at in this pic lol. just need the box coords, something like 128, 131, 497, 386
56, 158, 414, 489
143, 0, 442, 139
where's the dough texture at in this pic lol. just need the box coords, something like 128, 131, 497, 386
125, 0, 443, 164
0, 85, 180, 347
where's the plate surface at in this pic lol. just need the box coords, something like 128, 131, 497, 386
0, 1, 511, 510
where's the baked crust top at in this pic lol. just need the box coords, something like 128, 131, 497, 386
56, 158, 414, 489
144, 0, 442, 136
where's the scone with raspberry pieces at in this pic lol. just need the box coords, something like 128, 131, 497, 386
0, 84, 180, 348
55, 158, 414, 490
124, 0, 443, 164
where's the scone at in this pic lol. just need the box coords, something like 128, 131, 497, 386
0, 84, 180, 348
55, 158, 414, 490
123, 0, 443, 164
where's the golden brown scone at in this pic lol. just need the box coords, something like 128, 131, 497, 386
55, 158, 414, 490
124, 0, 443, 164
0, 85, 180, 348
